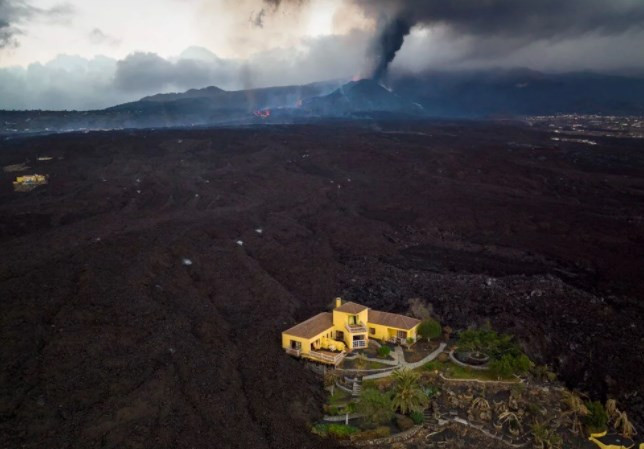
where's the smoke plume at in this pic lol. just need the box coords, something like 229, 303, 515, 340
265, 0, 644, 81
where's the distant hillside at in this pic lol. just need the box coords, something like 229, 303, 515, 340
391, 69, 644, 116
1, 69, 644, 134
302, 79, 422, 116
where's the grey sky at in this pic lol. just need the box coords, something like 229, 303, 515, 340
1, 0, 643, 110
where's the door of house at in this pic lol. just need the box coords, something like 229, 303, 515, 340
290, 341, 301, 350
336, 330, 344, 341
396, 330, 407, 339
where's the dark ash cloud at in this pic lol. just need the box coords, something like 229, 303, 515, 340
264, 0, 644, 81
357, 0, 644, 80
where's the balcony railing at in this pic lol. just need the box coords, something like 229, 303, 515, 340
285, 348, 301, 357
309, 350, 346, 365
352, 340, 367, 349
345, 322, 367, 333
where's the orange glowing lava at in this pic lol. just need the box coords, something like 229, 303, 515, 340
253, 109, 271, 118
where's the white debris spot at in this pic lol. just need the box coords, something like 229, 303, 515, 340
95, 237, 101, 242
347, 178, 352, 182
236, 240, 244, 246
195, 193, 200, 198
136, 178, 141, 183
182, 258, 193, 266
168, 347, 176, 354
102, 178, 107, 182
205, 180, 210, 184
136, 190, 141, 194
177, 139, 183, 144
255, 228, 263, 234
330, 180, 334, 184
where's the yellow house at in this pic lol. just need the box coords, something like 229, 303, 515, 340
13, 174, 48, 192
281, 298, 421, 365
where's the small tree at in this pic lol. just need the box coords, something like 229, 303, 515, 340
324, 370, 338, 396
418, 318, 442, 341
357, 389, 394, 427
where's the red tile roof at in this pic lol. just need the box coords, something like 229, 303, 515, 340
283, 312, 333, 339
368, 310, 420, 330
335, 301, 368, 314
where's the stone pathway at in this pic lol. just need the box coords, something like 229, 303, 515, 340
362, 343, 447, 380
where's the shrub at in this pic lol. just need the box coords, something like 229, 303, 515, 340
327, 424, 359, 439
396, 415, 415, 431
312, 423, 359, 439
353, 426, 390, 441
418, 318, 442, 340
357, 388, 395, 426
423, 360, 441, 371
584, 401, 608, 433
489, 353, 534, 378
458, 325, 522, 360
377, 345, 391, 358
410, 410, 424, 425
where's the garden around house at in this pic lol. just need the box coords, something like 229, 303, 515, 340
311, 321, 640, 449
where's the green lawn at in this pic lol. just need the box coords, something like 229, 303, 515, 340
421, 359, 518, 382
443, 362, 518, 382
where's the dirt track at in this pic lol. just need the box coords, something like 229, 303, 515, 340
1, 121, 643, 448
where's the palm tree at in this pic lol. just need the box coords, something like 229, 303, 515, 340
324, 369, 338, 396
469, 397, 492, 422
561, 391, 589, 435
532, 421, 563, 449
614, 411, 637, 439
605, 399, 620, 424
499, 411, 523, 436
391, 368, 429, 415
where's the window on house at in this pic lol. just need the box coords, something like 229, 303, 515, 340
290, 340, 301, 350
349, 315, 358, 325
370, 328, 375, 335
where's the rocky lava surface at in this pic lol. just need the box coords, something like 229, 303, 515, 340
0, 120, 643, 448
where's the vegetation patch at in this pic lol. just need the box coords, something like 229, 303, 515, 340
312, 423, 359, 440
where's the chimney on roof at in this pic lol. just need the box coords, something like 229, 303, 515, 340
335, 297, 342, 308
